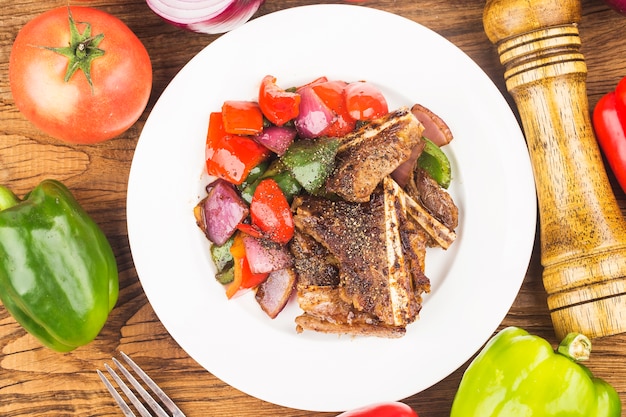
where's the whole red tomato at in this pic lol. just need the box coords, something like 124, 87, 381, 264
9, 6, 152, 144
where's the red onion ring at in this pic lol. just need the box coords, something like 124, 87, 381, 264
146, 0, 265, 34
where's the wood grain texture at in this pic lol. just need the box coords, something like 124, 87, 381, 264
1, 0, 626, 416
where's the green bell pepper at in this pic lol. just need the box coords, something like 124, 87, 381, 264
417, 137, 451, 189
451, 326, 621, 417
0, 180, 119, 352
281, 136, 339, 195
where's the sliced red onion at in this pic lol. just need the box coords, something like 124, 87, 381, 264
200, 179, 249, 245
242, 235, 293, 274
294, 87, 335, 139
255, 268, 296, 319
146, 0, 265, 34
253, 125, 296, 156
391, 140, 426, 188
410, 103, 454, 147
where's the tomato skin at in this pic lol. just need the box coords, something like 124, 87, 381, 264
344, 81, 389, 121
250, 179, 294, 245
9, 6, 152, 144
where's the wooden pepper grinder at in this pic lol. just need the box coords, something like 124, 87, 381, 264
483, 0, 626, 339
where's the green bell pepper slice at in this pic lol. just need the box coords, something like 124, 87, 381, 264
0, 180, 119, 352
418, 137, 451, 189
281, 136, 339, 195
451, 326, 621, 417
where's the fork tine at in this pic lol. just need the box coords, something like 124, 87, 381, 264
111, 359, 170, 417
119, 352, 186, 417
97, 369, 137, 417
104, 363, 154, 417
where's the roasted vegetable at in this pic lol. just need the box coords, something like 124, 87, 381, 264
417, 137, 451, 189
226, 231, 269, 298
258, 75, 301, 126
195, 179, 249, 246
205, 112, 271, 185
281, 136, 339, 194
0, 180, 118, 352
249, 178, 294, 245
255, 268, 297, 319
451, 326, 621, 417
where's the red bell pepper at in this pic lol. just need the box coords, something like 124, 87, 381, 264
221, 100, 264, 135
336, 402, 418, 417
249, 178, 294, 245
205, 112, 271, 185
592, 76, 626, 194
226, 231, 269, 299
258, 75, 301, 126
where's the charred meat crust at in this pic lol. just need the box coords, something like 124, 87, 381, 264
291, 179, 433, 335
407, 167, 459, 231
326, 107, 425, 203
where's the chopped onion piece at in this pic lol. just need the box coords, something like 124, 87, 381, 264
255, 268, 296, 319
294, 87, 335, 139
243, 235, 293, 274
253, 125, 296, 156
199, 179, 249, 245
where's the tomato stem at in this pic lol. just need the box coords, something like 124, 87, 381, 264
43, 7, 105, 92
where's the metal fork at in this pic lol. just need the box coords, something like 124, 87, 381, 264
97, 352, 186, 417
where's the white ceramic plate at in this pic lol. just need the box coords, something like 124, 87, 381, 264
127, 4, 536, 412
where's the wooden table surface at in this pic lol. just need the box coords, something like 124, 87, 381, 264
2, 0, 626, 416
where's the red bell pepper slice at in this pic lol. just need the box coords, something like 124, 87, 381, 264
226, 231, 269, 298
593, 82, 626, 194
250, 178, 294, 245
236, 222, 264, 239
258, 75, 301, 126
221, 101, 264, 135
205, 112, 271, 185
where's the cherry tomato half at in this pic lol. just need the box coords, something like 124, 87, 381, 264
9, 6, 152, 144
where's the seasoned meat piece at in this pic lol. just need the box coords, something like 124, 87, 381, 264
385, 177, 456, 250
295, 286, 407, 339
295, 315, 406, 338
407, 168, 459, 231
290, 231, 340, 288
326, 107, 425, 202
292, 185, 427, 329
